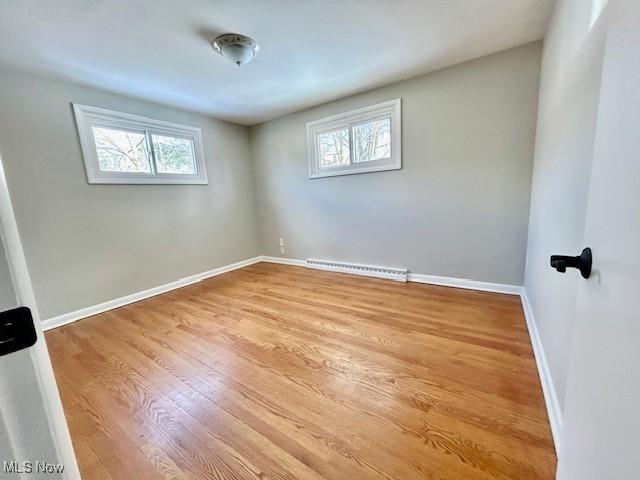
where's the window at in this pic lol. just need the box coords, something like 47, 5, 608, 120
307, 98, 401, 179
73, 104, 208, 184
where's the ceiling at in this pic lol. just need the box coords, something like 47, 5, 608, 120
0, 0, 555, 125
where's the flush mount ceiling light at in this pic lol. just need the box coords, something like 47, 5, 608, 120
212, 33, 260, 66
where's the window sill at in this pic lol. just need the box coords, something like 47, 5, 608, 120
309, 161, 401, 179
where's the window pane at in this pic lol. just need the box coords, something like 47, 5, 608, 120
317, 128, 350, 168
353, 117, 391, 163
92, 126, 151, 173
151, 134, 197, 175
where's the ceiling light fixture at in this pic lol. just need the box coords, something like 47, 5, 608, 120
212, 33, 260, 66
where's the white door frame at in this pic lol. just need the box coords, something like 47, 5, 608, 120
0, 156, 80, 479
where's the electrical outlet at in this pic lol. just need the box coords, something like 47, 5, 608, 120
279, 237, 285, 247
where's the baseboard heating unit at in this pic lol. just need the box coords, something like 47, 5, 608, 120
306, 258, 408, 282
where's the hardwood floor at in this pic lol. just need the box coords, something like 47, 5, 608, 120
46, 262, 556, 479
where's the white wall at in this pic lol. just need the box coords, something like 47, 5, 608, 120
0, 69, 260, 319
250, 43, 542, 286
524, 0, 609, 417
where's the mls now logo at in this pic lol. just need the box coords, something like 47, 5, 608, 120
3, 461, 65, 474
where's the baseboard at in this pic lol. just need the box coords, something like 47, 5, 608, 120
41, 256, 263, 331
260, 256, 521, 294
260, 255, 307, 267
408, 273, 521, 295
42, 254, 521, 327
520, 289, 562, 450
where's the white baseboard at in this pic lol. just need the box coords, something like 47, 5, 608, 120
41, 256, 263, 331
260, 255, 307, 267
408, 272, 521, 295
262, 256, 521, 294
520, 289, 562, 450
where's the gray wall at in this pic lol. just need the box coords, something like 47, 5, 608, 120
250, 42, 542, 285
0, 240, 16, 310
0, 69, 260, 319
0, 42, 543, 322
524, 0, 608, 413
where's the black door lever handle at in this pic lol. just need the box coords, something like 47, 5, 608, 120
0, 307, 37, 356
550, 248, 592, 279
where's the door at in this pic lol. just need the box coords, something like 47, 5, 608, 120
0, 156, 80, 479
556, 0, 640, 478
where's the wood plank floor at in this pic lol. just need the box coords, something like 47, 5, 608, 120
46, 262, 556, 479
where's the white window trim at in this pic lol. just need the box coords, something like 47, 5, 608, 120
306, 98, 401, 179
73, 103, 208, 185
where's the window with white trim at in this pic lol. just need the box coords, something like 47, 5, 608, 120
307, 98, 401, 179
73, 104, 208, 184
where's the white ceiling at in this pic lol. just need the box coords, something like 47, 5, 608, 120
0, 0, 555, 125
